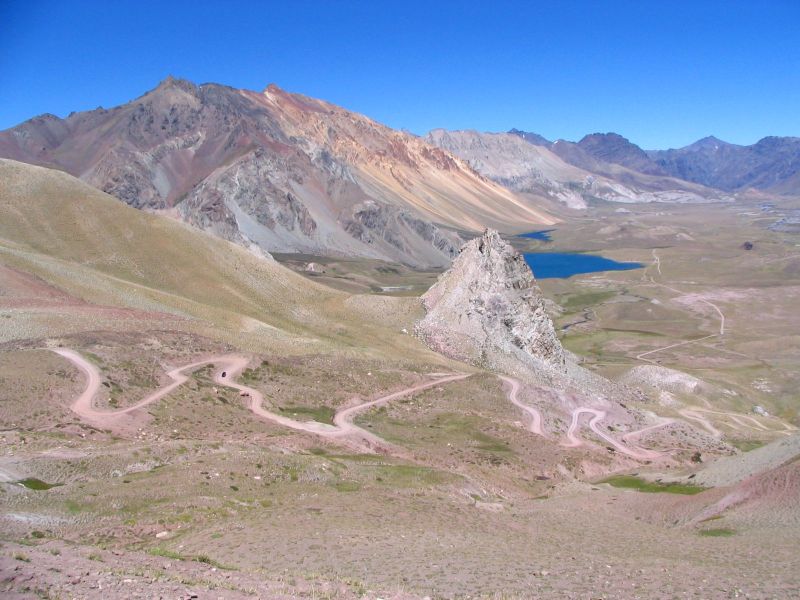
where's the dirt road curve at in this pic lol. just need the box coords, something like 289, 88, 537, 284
52, 348, 468, 452
621, 417, 676, 444
564, 408, 662, 460
678, 407, 723, 438
499, 375, 543, 436
54, 348, 721, 461
677, 405, 796, 438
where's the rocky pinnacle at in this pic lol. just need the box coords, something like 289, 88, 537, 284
416, 229, 566, 375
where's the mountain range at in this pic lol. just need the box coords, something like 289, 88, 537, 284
1, 77, 798, 267
0, 78, 554, 268
426, 129, 727, 208
508, 129, 800, 195
649, 135, 800, 194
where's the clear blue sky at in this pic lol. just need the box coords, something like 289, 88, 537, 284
2, 0, 798, 149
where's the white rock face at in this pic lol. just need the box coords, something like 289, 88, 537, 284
416, 229, 566, 374
623, 365, 704, 395
425, 129, 590, 209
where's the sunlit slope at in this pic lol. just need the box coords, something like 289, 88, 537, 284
0, 79, 558, 266
0, 159, 381, 345
249, 85, 558, 231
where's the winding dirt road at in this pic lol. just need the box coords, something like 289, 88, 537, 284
636, 251, 798, 438
52, 348, 468, 453
499, 375, 543, 436
53, 347, 656, 460
621, 417, 676, 444
499, 375, 672, 461
55, 348, 756, 462
563, 408, 662, 460
678, 405, 796, 438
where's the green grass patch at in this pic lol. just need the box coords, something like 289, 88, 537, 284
699, 514, 724, 523
148, 547, 183, 560
373, 464, 451, 487
358, 409, 515, 460
334, 481, 361, 492
433, 413, 514, 454
600, 328, 666, 337
472, 430, 512, 453
83, 352, 104, 365
16, 478, 63, 491
327, 453, 385, 462
560, 290, 616, 312
195, 554, 236, 570
730, 439, 766, 452
601, 475, 706, 495
699, 528, 736, 537
279, 404, 335, 425
147, 547, 237, 570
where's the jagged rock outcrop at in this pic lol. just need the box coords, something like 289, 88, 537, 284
415, 229, 732, 459
416, 229, 566, 374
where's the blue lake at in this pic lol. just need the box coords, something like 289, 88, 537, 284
519, 229, 554, 241
523, 252, 643, 279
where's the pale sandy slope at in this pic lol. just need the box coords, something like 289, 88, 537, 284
252, 85, 558, 232
689, 434, 800, 488
0, 159, 452, 366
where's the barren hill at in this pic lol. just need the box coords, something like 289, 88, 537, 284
0, 78, 555, 267
0, 158, 438, 362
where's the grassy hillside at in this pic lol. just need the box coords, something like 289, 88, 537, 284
0, 159, 449, 363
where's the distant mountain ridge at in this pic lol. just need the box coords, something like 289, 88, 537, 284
649, 135, 800, 193
427, 129, 730, 208
576, 132, 667, 176
508, 129, 800, 196
2, 77, 797, 268
0, 78, 555, 268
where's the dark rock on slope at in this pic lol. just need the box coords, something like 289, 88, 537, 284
649, 136, 800, 194
576, 132, 666, 176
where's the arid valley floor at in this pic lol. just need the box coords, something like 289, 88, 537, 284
1, 156, 799, 599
